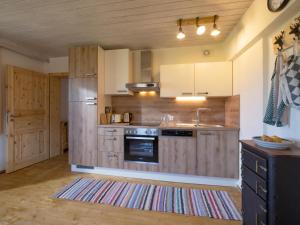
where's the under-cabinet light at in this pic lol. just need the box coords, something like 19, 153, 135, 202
176, 96, 207, 101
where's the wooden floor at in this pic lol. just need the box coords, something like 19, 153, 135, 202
0, 154, 242, 225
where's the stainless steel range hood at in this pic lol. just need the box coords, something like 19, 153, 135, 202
126, 50, 160, 92
126, 82, 160, 92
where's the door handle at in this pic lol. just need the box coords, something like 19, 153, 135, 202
196, 92, 208, 95
85, 97, 97, 100
117, 90, 128, 93
85, 102, 97, 105
181, 92, 193, 95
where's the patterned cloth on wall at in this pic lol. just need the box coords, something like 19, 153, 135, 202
280, 55, 300, 109
264, 54, 289, 127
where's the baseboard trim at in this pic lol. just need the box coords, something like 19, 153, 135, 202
71, 165, 239, 187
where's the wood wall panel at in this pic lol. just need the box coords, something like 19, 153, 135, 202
225, 95, 240, 128
112, 94, 226, 125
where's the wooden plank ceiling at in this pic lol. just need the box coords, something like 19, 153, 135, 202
0, 0, 254, 57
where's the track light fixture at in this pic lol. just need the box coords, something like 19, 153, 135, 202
210, 15, 221, 37
176, 15, 220, 39
196, 17, 206, 36
176, 19, 185, 40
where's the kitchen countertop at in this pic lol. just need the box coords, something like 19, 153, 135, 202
98, 123, 239, 131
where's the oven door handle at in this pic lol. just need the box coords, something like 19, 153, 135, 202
125, 136, 155, 140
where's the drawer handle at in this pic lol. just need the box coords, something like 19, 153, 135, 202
256, 181, 267, 194
106, 129, 117, 132
256, 161, 267, 172
199, 132, 213, 135
86, 102, 97, 105
105, 137, 117, 141
260, 205, 267, 213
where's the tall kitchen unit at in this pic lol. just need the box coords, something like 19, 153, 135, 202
68, 45, 105, 167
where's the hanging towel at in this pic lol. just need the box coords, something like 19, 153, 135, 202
280, 55, 300, 109
263, 54, 289, 127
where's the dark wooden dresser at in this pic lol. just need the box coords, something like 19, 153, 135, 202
241, 140, 300, 225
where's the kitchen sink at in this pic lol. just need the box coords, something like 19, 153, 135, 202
175, 123, 224, 128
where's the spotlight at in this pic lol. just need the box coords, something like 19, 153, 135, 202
196, 17, 206, 35
177, 19, 185, 40
210, 15, 221, 37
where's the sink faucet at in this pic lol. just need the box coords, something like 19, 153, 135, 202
195, 108, 210, 126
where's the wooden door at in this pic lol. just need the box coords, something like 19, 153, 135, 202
69, 101, 98, 166
160, 64, 195, 97
159, 136, 196, 174
195, 62, 232, 97
6, 66, 49, 173
196, 130, 239, 178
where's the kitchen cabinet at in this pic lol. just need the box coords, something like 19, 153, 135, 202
196, 130, 239, 178
104, 49, 133, 95
195, 62, 232, 96
160, 64, 194, 97
159, 136, 196, 175
160, 62, 232, 97
69, 101, 98, 166
98, 127, 124, 168
69, 45, 99, 78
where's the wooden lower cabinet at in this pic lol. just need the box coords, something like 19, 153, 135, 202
69, 101, 98, 166
123, 162, 159, 172
159, 136, 197, 175
98, 151, 124, 168
196, 130, 239, 178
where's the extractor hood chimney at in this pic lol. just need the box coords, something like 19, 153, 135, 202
126, 50, 160, 92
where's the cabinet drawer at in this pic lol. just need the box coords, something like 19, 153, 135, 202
98, 127, 124, 136
242, 182, 267, 225
242, 148, 267, 179
98, 151, 123, 168
242, 165, 267, 201
98, 135, 123, 152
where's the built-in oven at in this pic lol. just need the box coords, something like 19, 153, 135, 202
124, 128, 159, 163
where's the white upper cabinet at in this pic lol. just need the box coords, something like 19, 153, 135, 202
160, 64, 195, 97
105, 49, 133, 95
195, 62, 232, 97
160, 62, 232, 98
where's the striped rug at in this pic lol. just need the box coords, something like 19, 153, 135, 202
54, 178, 241, 220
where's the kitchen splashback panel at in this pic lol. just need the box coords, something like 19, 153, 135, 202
111, 95, 227, 125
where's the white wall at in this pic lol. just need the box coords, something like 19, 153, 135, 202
45, 56, 68, 73
229, 1, 300, 146
0, 48, 46, 171
233, 40, 264, 139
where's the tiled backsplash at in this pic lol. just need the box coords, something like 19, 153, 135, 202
111, 94, 240, 126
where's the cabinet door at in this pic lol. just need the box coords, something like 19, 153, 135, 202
69, 45, 98, 77
160, 64, 195, 97
196, 130, 239, 178
159, 136, 196, 174
195, 62, 232, 97
105, 49, 132, 95
98, 152, 124, 168
69, 77, 97, 102
69, 101, 98, 166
